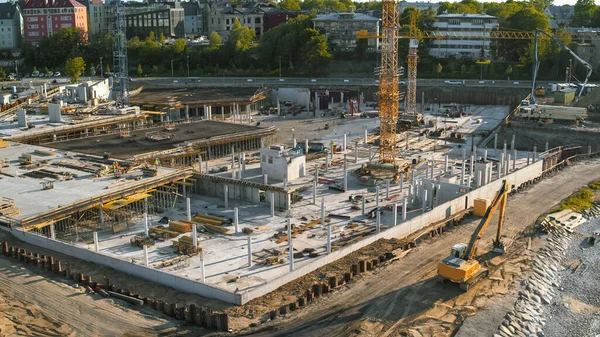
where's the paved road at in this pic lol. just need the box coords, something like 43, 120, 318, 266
137, 77, 535, 89
244, 160, 600, 337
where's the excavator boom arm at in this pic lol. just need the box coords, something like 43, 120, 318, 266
465, 180, 509, 260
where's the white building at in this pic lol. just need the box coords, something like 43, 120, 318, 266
429, 13, 499, 60
89, 0, 115, 38
0, 2, 23, 51
399, 1, 440, 13
260, 145, 305, 182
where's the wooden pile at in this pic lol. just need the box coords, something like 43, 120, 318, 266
172, 235, 202, 255
149, 226, 180, 238
193, 213, 231, 226
0, 197, 20, 217
169, 220, 194, 233
203, 223, 229, 235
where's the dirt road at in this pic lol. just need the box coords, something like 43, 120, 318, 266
0, 257, 207, 337
245, 160, 600, 337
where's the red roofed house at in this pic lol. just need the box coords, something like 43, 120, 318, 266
22, 0, 88, 44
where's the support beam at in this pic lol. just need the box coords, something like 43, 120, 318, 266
402, 197, 407, 221
186, 197, 191, 221
143, 245, 149, 267
533, 146, 537, 162
386, 179, 390, 199
247, 236, 252, 267
327, 224, 331, 254
343, 133, 347, 152
224, 185, 229, 208
313, 180, 317, 204
393, 203, 398, 227
376, 210, 380, 234
343, 155, 348, 192
305, 139, 309, 155
444, 155, 448, 173
361, 192, 365, 216
270, 192, 275, 217
321, 198, 325, 227
376, 186, 380, 207
93, 232, 99, 252
192, 224, 198, 249
200, 256, 205, 282
50, 224, 56, 240
234, 207, 239, 234
422, 189, 428, 213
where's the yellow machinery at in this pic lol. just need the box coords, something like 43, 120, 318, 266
437, 180, 508, 291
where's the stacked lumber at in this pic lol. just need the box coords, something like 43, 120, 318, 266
203, 223, 229, 235
149, 226, 180, 238
193, 213, 231, 226
172, 235, 202, 255
275, 218, 323, 244
169, 220, 193, 233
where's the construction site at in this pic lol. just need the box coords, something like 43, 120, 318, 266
0, 3, 600, 337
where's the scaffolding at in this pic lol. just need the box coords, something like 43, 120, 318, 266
112, 0, 129, 107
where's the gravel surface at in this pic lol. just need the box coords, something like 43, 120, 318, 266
543, 215, 600, 337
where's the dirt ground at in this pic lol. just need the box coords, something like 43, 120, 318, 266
236, 159, 600, 337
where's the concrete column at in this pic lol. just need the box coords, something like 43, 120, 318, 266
93, 232, 99, 252
200, 257, 205, 282
506, 154, 511, 175
402, 197, 407, 221
247, 236, 252, 267
422, 189, 428, 213
533, 146, 537, 162
50, 224, 56, 240
224, 185, 229, 208
484, 150, 488, 161
494, 133, 498, 152
231, 147, 236, 178
512, 149, 517, 170
192, 224, 198, 249
293, 138, 297, 149
462, 147, 466, 160
408, 184, 413, 204
400, 175, 404, 193
186, 197, 191, 221
376, 210, 381, 234
143, 245, 149, 267
588, 145, 592, 155
263, 174, 268, 185
283, 178, 288, 190
343, 133, 347, 152
362, 192, 366, 216
313, 180, 317, 204
499, 153, 504, 178
340, 91, 344, 104
425, 164, 429, 180
241, 152, 246, 178
487, 166, 492, 183
234, 207, 239, 234
184, 105, 189, 120
386, 179, 390, 199
289, 238, 294, 272
511, 134, 515, 151
325, 154, 329, 171
99, 203, 104, 225
305, 139, 309, 155
393, 203, 398, 226
321, 198, 325, 227
203, 104, 207, 119
477, 171, 482, 187
287, 218, 292, 245
473, 145, 477, 158
205, 160, 209, 173
460, 160, 465, 185
270, 192, 275, 217
144, 212, 149, 237
470, 155, 474, 176
527, 153, 531, 165
444, 155, 448, 173
326, 224, 331, 254
343, 155, 348, 191
198, 155, 202, 174
364, 129, 368, 144
503, 141, 507, 160
375, 186, 380, 207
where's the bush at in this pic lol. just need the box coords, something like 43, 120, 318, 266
555, 188, 594, 212
589, 180, 600, 190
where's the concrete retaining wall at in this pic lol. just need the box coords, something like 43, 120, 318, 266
4, 227, 242, 304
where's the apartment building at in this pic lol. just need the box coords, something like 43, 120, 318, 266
88, 0, 114, 38
181, 1, 203, 36
429, 13, 499, 60
22, 0, 88, 43
125, 1, 184, 39
312, 12, 380, 53
0, 2, 24, 51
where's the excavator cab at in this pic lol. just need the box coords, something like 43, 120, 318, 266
450, 243, 468, 259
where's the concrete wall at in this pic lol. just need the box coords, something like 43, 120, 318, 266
194, 176, 288, 210
274, 88, 311, 107
3, 227, 242, 304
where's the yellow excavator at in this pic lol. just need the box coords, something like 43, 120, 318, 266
437, 180, 508, 291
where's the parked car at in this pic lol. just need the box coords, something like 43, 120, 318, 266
31, 71, 39, 77
444, 80, 464, 85
6, 75, 15, 81
53, 72, 61, 77
399, 80, 406, 85
38, 73, 45, 77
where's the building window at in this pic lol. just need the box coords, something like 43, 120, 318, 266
262, 155, 266, 162
268, 156, 273, 164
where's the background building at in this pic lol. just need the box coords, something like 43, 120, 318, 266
89, 0, 114, 38
429, 13, 499, 60
399, 1, 439, 13
0, 2, 24, 51
205, 2, 270, 40
23, 0, 88, 43
544, 5, 574, 29
312, 12, 380, 53
182, 0, 203, 36
125, 1, 184, 39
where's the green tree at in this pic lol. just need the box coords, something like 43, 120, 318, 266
436, 63, 443, 77
572, 0, 597, 27
172, 38, 186, 54
279, 0, 301, 10
105, 64, 111, 74
460, 64, 467, 74
89, 63, 96, 76
505, 65, 513, 77
208, 31, 222, 50
0, 67, 6, 79
65, 57, 86, 82
303, 29, 332, 74
499, 7, 551, 63
159, 33, 167, 45
137, 64, 143, 76
43, 66, 51, 76
226, 18, 256, 52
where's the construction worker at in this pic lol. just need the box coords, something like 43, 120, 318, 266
144, 161, 149, 169
155, 158, 159, 169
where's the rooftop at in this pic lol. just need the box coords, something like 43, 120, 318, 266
313, 12, 380, 22
43, 120, 263, 159
24, 0, 86, 9
0, 2, 19, 19
436, 13, 497, 19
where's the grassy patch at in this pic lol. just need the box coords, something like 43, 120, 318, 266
589, 179, 600, 190
554, 188, 594, 212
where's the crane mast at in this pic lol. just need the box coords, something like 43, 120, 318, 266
377, 0, 400, 165
405, 12, 419, 116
